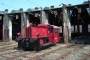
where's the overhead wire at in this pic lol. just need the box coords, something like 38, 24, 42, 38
26, 0, 42, 9
0, 3, 17, 9
64, 0, 70, 4
0, 0, 70, 10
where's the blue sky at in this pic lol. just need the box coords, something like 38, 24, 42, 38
0, 0, 88, 12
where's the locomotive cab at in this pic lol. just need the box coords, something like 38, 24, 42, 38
52, 26, 60, 44
48, 25, 60, 44
16, 24, 60, 50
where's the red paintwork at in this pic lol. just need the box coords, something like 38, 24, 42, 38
18, 23, 60, 44
53, 28, 60, 43
40, 39, 43, 45
17, 32, 21, 38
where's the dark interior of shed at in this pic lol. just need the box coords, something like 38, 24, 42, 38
29, 13, 40, 26
0, 15, 3, 41
70, 8, 90, 38
12, 14, 21, 40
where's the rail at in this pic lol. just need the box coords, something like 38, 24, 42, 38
28, 43, 74, 60
82, 53, 90, 60
55, 44, 84, 60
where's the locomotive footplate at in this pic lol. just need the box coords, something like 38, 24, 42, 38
22, 38, 40, 50
22, 37, 49, 50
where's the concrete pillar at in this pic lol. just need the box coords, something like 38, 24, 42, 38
67, 9, 71, 42
3, 9, 9, 42
26, 14, 30, 27
40, 10, 49, 24
62, 4, 68, 43
9, 17, 12, 41
62, 4, 71, 43
20, 8, 27, 38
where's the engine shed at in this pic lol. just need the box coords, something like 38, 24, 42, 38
67, 2, 90, 43
39, 2, 90, 43
0, 1, 90, 44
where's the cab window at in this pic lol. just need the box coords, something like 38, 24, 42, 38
48, 28, 53, 33
54, 28, 58, 33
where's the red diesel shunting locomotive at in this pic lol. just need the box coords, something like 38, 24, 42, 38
16, 23, 60, 50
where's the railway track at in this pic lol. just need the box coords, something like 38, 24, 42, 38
0, 42, 17, 55
35, 44, 84, 60
5, 51, 36, 60
0, 44, 17, 51
0, 43, 86, 60
82, 53, 90, 60
55, 44, 84, 60
28, 43, 75, 60
0, 46, 15, 52
0, 43, 17, 49
0, 50, 22, 56
0, 47, 35, 60
0, 41, 17, 46
1, 43, 73, 60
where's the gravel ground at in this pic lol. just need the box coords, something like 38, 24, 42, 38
61, 45, 90, 60
13, 44, 68, 60
0, 42, 68, 60
38, 44, 90, 60
0, 42, 90, 60
38, 45, 76, 60
0, 50, 30, 60
0, 41, 17, 45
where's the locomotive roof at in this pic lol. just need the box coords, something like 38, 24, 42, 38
51, 25, 59, 28
38, 24, 59, 28
38, 24, 50, 27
